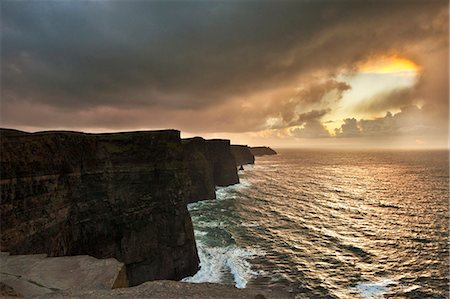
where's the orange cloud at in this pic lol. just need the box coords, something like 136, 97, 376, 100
357, 54, 420, 74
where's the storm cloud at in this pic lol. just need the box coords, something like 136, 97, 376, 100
1, 0, 448, 146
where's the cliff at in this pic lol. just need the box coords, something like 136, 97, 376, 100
182, 137, 216, 203
230, 145, 255, 166
249, 146, 277, 156
182, 138, 239, 203
0, 129, 199, 286
205, 139, 240, 187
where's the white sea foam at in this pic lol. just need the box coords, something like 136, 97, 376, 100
351, 279, 396, 299
194, 230, 208, 237
182, 240, 262, 288
215, 179, 252, 200
183, 176, 258, 288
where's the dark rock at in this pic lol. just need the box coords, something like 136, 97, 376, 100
0, 282, 23, 298
182, 138, 239, 203
249, 146, 277, 156
182, 137, 216, 203
0, 128, 31, 137
0, 253, 128, 297
205, 139, 239, 187
39, 280, 294, 299
230, 145, 255, 166
0, 129, 199, 286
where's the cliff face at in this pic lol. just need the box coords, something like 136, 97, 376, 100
205, 139, 239, 187
182, 137, 216, 203
249, 146, 277, 156
182, 138, 239, 203
0, 130, 199, 286
230, 145, 255, 166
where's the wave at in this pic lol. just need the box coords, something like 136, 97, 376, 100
350, 279, 396, 299
215, 178, 252, 200
183, 176, 260, 288
182, 240, 262, 288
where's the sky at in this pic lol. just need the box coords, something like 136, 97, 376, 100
1, 0, 449, 148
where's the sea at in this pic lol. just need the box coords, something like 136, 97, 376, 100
182, 149, 449, 299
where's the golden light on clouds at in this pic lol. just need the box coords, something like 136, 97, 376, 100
357, 55, 420, 75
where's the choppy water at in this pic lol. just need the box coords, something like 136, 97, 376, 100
183, 149, 449, 298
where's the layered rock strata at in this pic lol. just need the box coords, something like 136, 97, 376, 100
0, 129, 199, 286
182, 137, 216, 203
182, 138, 239, 203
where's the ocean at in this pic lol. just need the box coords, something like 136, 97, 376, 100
183, 149, 449, 299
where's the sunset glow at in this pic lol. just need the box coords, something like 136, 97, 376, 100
1, 1, 448, 149
357, 55, 420, 75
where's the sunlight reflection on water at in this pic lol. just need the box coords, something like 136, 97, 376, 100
186, 150, 449, 298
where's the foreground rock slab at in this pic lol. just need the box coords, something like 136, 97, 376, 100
0, 253, 127, 298
39, 280, 294, 299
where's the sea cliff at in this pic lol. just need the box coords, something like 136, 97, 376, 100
249, 146, 277, 156
182, 137, 239, 203
230, 145, 255, 166
0, 128, 266, 293
0, 129, 199, 286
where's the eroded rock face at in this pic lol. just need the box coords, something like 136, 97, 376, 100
230, 145, 255, 166
182, 138, 239, 203
0, 129, 199, 286
182, 137, 216, 203
205, 139, 239, 187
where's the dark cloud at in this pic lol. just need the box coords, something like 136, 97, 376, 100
297, 80, 351, 106
0, 0, 448, 140
297, 109, 331, 123
267, 80, 350, 128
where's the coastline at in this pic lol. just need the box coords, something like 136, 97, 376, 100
0, 128, 278, 298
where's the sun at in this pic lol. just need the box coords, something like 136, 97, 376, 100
357, 54, 420, 75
